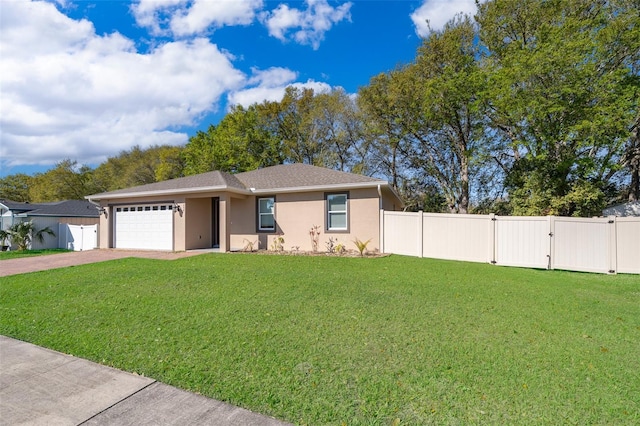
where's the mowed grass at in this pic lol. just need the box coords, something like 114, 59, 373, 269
1, 254, 639, 425
0, 248, 70, 260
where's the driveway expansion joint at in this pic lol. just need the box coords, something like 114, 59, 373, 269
77, 380, 158, 425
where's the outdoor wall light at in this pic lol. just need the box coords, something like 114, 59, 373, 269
100, 207, 108, 218
173, 204, 183, 216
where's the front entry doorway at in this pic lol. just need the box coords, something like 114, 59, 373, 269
212, 197, 220, 248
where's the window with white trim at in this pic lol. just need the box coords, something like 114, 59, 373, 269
258, 197, 275, 231
326, 193, 348, 231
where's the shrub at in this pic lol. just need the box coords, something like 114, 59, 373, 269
352, 238, 372, 257
0, 221, 56, 251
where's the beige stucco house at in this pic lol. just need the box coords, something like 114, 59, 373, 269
86, 164, 403, 252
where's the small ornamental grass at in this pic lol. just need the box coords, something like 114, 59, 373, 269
1, 255, 638, 425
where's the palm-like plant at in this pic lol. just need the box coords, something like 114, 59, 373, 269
352, 238, 372, 257
0, 221, 56, 251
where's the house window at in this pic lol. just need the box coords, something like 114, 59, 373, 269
326, 193, 348, 231
258, 197, 275, 231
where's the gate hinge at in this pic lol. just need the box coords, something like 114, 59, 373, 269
608, 220, 614, 224
491, 217, 497, 221
491, 260, 497, 264
548, 232, 554, 237
609, 270, 615, 274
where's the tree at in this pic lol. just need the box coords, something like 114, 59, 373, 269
358, 71, 413, 195
93, 145, 185, 191
0, 173, 33, 202
28, 160, 97, 202
256, 87, 370, 172
308, 89, 370, 173
261, 87, 320, 166
622, 114, 640, 201
477, 0, 640, 216
359, 15, 490, 213
0, 221, 55, 251
154, 146, 185, 182
183, 105, 283, 175
407, 15, 490, 213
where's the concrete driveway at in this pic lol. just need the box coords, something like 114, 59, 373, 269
0, 249, 207, 277
0, 336, 290, 425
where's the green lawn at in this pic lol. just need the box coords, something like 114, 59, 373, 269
0, 248, 70, 260
1, 254, 638, 425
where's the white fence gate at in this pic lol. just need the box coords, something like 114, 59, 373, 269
58, 224, 97, 251
494, 216, 550, 269
381, 211, 640, 274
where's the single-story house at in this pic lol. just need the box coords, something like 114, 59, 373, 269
603, 201, 640, 217
86, 164, 403, 252
0, 199, 100, 250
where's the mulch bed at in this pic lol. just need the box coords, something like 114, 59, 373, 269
232, 249, 389, 258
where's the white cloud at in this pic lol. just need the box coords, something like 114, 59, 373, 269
228, 67, 331, 107
130, 0, 185, 35
0, 0, 245, 168
132, 0, 263, 37
411, 0, 479, 37
261, 0, 352, 50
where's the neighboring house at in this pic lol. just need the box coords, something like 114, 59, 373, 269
603, 201, 640, 217
0, 199, 100, 250
86, 164, 403, 252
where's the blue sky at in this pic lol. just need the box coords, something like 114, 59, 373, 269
0, 0, 480, 177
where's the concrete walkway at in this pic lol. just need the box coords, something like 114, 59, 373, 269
0, 336, 290, 426
0, 249, 209, 277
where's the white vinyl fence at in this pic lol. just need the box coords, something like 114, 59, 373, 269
381, 211, 640, 274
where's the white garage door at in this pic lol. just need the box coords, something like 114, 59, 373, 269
114, 204, 173, 250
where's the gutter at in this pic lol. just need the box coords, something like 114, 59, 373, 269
249, 181, 388, 195
86, 185, 252, 201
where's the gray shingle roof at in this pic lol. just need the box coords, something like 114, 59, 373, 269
87, 170, 247, 199
87, 164, 386, 200
0, 199, 34, 212
0, 199, 99, 217
235, 164, 383, 190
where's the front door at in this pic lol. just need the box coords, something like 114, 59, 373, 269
212, 197, 220, 248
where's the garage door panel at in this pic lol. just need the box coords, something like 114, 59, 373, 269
114, 204, 173, 251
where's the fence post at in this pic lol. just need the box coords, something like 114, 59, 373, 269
548, 216, 555, 270
58, 223, 64, 249
418, 211, 423, 258
379, 209, 385, 254
488, 213, 496, 264
608, 216, 617, 274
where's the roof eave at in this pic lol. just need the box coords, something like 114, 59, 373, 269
250, 181, 388, 194
86, 185, 252, 201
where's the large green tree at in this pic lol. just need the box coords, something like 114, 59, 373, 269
257, 87, 370, 173
182, 104, 282, 175
261, 87, 319, 166
306, 88, 370, 173
477, 0, 640, 215
28, 160, 97, 202
0, 173, 33, 202
358, 72, 414, 196
92, 145, 185, 192
359, 16, 489, 213
407, 15, 490, 213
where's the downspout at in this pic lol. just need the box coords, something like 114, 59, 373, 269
86, 198, 104, 215
377, 184, 384, 254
